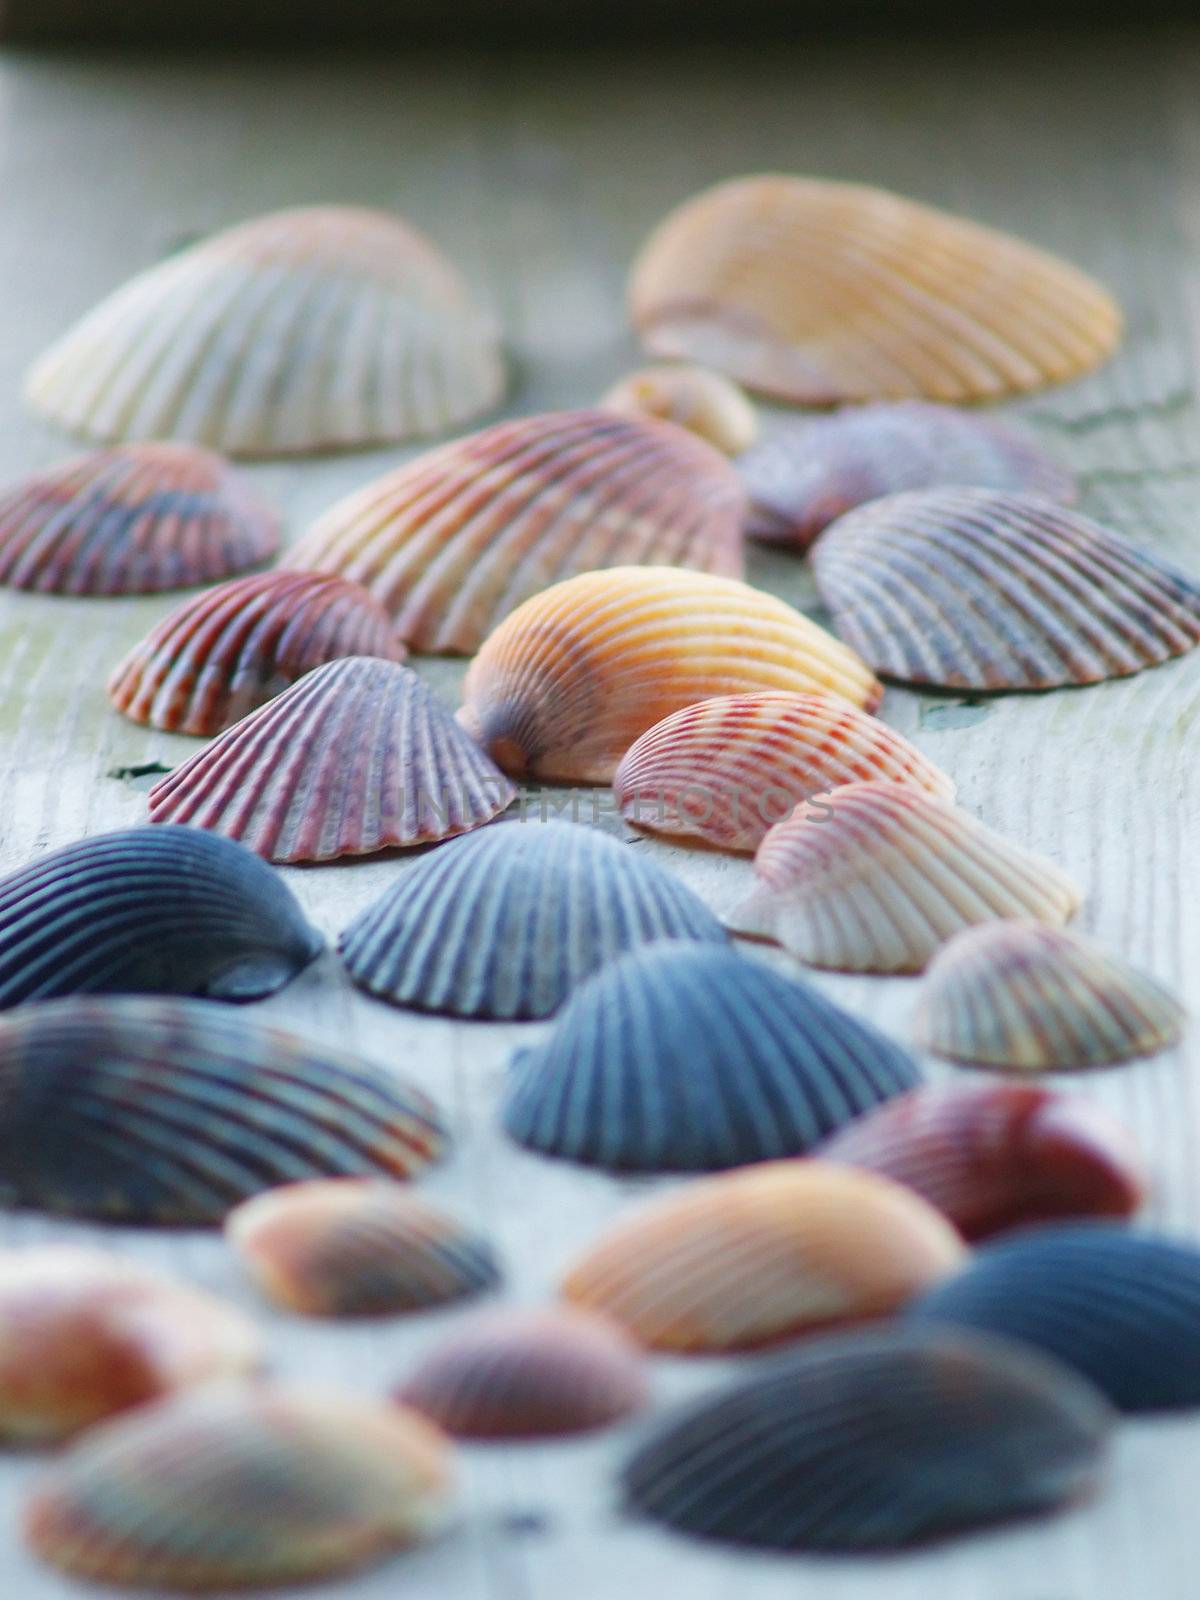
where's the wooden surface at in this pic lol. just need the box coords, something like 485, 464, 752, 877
0, 33, 1197, 1599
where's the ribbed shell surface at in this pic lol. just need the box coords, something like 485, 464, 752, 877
600, 366, 758, 455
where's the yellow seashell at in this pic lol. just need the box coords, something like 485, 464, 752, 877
600, 365, 757, 454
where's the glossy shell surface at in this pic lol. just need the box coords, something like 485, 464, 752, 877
600, 366, 757, 455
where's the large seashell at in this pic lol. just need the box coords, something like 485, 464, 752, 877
600, 366, 757, 455
0, 825, 321, 1007
630, 175, 1120, 403
0, 997, 446, 1224
730, 782, 1081, 974
613, 690, 953, 853
226, 1180, 499, 1318
505, 943, 920, 1172
26, 206, 503, 455
561, 1159, 964, 1351
810, 488, 1200, 689
108, 571, 405, 736
285, 409, 747, 654
913, 921, 1185, 1069
0, 443, 277, 594
339, 820, 726, 1021
23, 1383, 454, 1589
147, 657, 515, 862
459, 567, 881, 783
622, 1324, 1112, 1549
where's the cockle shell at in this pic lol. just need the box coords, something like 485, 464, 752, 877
600, 366, 757, 455
0, 825, 321, 1007
147, 657, 515, 862
730, 782, 1081, 974
561, 1159, 964, 1352
458, 567, 881, 783
26, 205, 503, 455
505, 943, 920, 1172
339, 820, 726, 1021
285, 409, 747, 654
629, 175, 1121, 403
0, 997, 446, 1223
0, 443, 278, 594
108, 571, 405, 735
622, 1325, 1112, 1549
22, 1384, 454, 1589
810, 488, 1200, 689
913, 921, 1186, 1069
613, 691, 953, 853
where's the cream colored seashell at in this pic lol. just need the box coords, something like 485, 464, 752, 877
26, 206, 504, 456
600, 366, 757, 454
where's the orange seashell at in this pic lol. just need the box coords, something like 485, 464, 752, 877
600, 366, 757, 455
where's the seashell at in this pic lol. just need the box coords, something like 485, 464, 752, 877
622, 1324, 1112, 1549
108, 571, 405, 735
505, 943, 920, 1172
913, 920, 1186, 1069
629, 175, 1120, 403
561, 1158, 964, 1351
0, 824, 321, 1007
26, 205, 503, 456
729, 782, 1081, 974
817, 1082, 1144, 1241
613, 690, 953, 853
459, 567, 881, 783
226, 1180, 499, 1318
0, 996, 446, 1224
339, 819, 726, 1021
22, 1383, 454, 1589
600, 365, 757, 455
396, 1307, 649, 1439
147, 656, 515, 863
0, 443, 278, 594
285, 409, 747, 654
810, 488, 1200, 689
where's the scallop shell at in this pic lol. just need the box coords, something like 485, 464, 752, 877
729, 782, 1081, 974
913, 921, 1185, 1069
622, 1324, 1112, 1549
459, 567, 881, 783
818, 1083, 1144, 1241
600, 366, 757, 455
285, 409, 747, 654
226, 1180, 500, 1318
505, 943, 920, 1173
108, 571, 405, 735
26, 205, 503, 455
561, 1159, 964, 1352
630, 175, 1120, 403
810, 488, 1200, 689
613, 691, 953, 853
0, 997, 446, 1223
22, 1384, 454, 1589
339, 820, 726, 1021
0, 443, 278, 594
0, 825, 321, 1007
147, 657, 515, 863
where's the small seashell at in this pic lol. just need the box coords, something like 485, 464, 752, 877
561, 1159, 964, 1351
26, 205, 503, 455
285, 409, 747, 654
613, 690, 953, 853
108, 571, 405, 735
0, 996, 446, 1223
630, 175, 1121, 403
505, 943, 920, 1172
913, 921, 1186, 1069
729, 782, 1081, 974
0, 443, 278, 594
600, 365, 757, 455
226, 1180, 500, 1318
22, 1383, 454, 1589
0, 824, 321, 1007
622, 1324, 1112, 1549
810, 488, 1200, 689
147, 656, 515, 862
458, 566, 881, 783
817, 1082, 1144, 1240
340, 820, 726, 1020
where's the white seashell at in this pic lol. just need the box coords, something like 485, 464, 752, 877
600, 365, 757, 454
